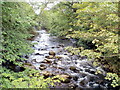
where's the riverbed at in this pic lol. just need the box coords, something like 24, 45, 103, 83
28, 30, 109, 89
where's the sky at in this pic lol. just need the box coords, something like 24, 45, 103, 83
29, 1, 60, 15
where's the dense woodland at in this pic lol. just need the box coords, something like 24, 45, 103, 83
0, 1, 120, 88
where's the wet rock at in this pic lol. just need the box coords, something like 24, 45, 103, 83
31, 59, 36, 63
57, 55, 70, 60
39, 64, 47, 70
24, 55, 29, 59
85, 68, 90, 73
81, 56, 87, 60
96, 67, 106, 76
55, 56, 62, 60
42, 71, 54, 78
79, 76, 90, 86
89, 76, 97, 82
79, 79, 85, 86
56, 46, 60, 48
69, 66, 77, 71
58, 44, 64, 47
41, 48, 47, 50
23, 63, 36, 69
49, 51, 56, 56
63, 52, 69, 55
24, 63, 32, 66
44, 59, 52, 63
93, 84, 100, 88
24, 65, 36, 69
73, 76, 79, 81
69, 83, 78, 89
58, 67, 65, 70
45, 55, 54, 59
89, 69, 96, 74
51, 46, 55, 49
35, 53, 43, 55
59, 74, 71, 83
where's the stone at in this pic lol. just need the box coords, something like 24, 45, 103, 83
45, 55, 54, 59
79, 79, 85, 86
56, 46, 60, 48
69, 66, 77, 71
24, 65, 36, 69
89, 69, 96, 74
58, 44, 64, 47
55, 56, 62, 60
49, 51, 56, 56
31, 59, 36, 63
57, 55, 70, 60
51, 46, 55, 49
59, 74, 71, 83
85, 68, 90, 73
24, 55, 29, 59
58, 67, 65, 70
42, 71, 54, 78
73, 76, 79, 81
93, 84, 100, 88
39, 64, 47, 70
44, 59, 52, 63
35, 53, 43, 55
69, 84, 78, 89
24, 63, 32, 66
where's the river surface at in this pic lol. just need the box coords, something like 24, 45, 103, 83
28, 30, 109, 89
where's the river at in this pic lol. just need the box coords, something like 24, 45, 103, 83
28, 30, 109, 89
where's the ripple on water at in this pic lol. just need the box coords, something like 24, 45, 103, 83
28, 30, 108, 89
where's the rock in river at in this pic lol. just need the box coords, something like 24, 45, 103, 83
42, 71, 54, 78
49, 51, 56, 56
59, 74, 72, 83
45, 55, 54, 59
69, 66, 77, 72
44, 59, 52, 64
39, 64, 47, 70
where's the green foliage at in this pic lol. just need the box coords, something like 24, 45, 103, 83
1, 2, 60, 88
105, 73, 120, 87
0, 67, 60, 88
40, 2, 76, 37
40, 2, 119, 88
1, 2, 37, 65
65, 46, 84, 55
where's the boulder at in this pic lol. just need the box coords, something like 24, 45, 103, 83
51, 46, 55, 49
42, 71, 54, 78
59, 74, 72, 83
73, 76, 79, 81
44, 59, 52, 63
23, 63, 32, 66
85, 68, 90, 73
39, 64, 47, 70
35, 53, 43, 55
45, 55, 54, 59
57, 55, 70, 60
58, 44, 64, 47
49, 51, 56, 56
56, 46, 60, 48
69, 83, 78, 89
31, 59, 37, 63
24, 65, 36, 69
69, 66, 77, 71
55, 56, 62, 60
89, 69, 96, 74
93, 84, 100, 88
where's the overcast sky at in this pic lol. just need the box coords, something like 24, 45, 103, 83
29, 1, 60, 14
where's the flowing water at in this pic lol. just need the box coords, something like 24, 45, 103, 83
28, 30, 109, 89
